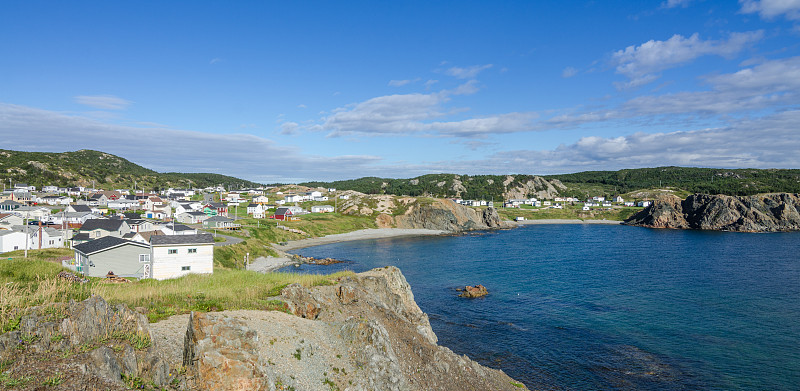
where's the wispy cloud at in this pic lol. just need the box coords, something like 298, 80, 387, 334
0, 103, 385, 183
740, 0, 800, 20
210, 58, 223, 64
388, 78, 420, 87
74, 95, 132, 110
661, 0, 692, 8
611, 31, 763, 89
562, 67, 579, 78
445, 64, 493, 79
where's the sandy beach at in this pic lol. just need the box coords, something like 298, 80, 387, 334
514, 219, 623, 225
246, 228, 448, 273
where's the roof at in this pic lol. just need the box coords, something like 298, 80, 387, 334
69, 205, 92, 213
70, 232, 91, 241
205, 215, 233, 222
73, 236, 149, 255
185, 211, 206, 216
247, 203, 259, 207
275, 207, 292, 215
79, 219, 128, 232
170, 224, 195, 231
150, 233, 214, 246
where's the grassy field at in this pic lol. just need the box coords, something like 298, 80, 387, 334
0, 250, 354, 331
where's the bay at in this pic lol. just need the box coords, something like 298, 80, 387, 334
281, 224, 800, 390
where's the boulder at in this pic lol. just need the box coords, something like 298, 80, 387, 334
459, 285, 489, 298
183, 312, 274, 390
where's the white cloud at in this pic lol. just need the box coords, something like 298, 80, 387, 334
445, 64, 493, 79
611, 31, 763, 88
280, 121, 299, 135
460, 109, 800, 174
662, 0, 692, 8
74, 95, 132, 110
388, 78, 420, 87
297, 104, 307, 108
740, 0, 800, 20
0, 103, 386, 182
210, 58, 223, 64
562, 67, 578, 78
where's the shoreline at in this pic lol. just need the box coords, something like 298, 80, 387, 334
514, 218, 623, 225
247, 228, 448, 273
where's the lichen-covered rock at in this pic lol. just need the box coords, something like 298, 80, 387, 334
183, 312, 274, 390
625, 193, 800, 232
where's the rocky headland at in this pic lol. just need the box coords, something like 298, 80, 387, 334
1, 267, 528, 390
391, 200, 513, 231
624, 193, 800, 232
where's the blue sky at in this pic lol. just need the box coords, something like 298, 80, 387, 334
2, 1, 800, 183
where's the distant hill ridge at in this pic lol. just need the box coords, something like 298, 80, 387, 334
0, 149, 263, 190
302, 167, 800, 200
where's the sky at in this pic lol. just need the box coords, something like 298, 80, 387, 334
2, 0, 800, 183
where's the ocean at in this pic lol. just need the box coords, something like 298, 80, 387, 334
280, 224, 800, 390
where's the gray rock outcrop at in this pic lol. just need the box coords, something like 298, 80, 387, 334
394, 199, 513, 231
625, 193, 800, 232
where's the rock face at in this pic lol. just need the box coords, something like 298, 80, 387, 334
2, 269, 529, 390
394, 199, 513, 231
502, 176, 567, 200
0, 296, 172, 390
625, 193, 800, 232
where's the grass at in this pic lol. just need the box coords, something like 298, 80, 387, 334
92, 268, 354, 323
0, 247, 73, 262
1, 249, 354, 327
510, 380, 525, 388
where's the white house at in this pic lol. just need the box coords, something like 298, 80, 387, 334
638, 201, 652, 207
327, 188, 336, 192
252, 195, 269, 204
306, 191, 323, 199
542, 201, 551, 206
284, 194, 303, 203
311, 205, 335, 213
313, 196, 329, 202
42, 186, 59, 193
0, 230, 27, 253
338, 195, 350, 200
150, 234, 214, 280
613, 196, 625, 203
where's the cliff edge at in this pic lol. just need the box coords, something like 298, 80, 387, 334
624, 193, 800, 232
1, 267, 528, 390
392, 199, 514, 231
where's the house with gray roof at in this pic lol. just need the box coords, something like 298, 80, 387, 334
72, 237, 152, 278
202, 215, 241, 229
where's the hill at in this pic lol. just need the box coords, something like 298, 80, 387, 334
0, 149, 263, 190
302, 167, 800, 201
301, 174, 566, 201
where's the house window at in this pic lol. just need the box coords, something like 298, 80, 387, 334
168, 249, 177, 254
181, 266, 191, 271
188, 248, 197, 254
139, 254, 150, 263
95, 231, 101, 237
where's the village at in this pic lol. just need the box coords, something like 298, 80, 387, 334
0, 182, 646, 281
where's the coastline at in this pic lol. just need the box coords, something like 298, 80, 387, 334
246, 221, 622, 273
247, 228, 448, 273
514, 219, 622, 225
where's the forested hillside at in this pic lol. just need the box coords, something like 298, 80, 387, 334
546, 167, 800, 196
0, 149, 263, 190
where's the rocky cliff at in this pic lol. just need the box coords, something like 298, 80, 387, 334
391, 199, 514, 231
1, 267, 528, 390
624, 193, 800, 232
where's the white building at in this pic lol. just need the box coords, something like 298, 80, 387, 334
0, 230, 27, 253
150, 234, 214, 280
311, 205, 335, 213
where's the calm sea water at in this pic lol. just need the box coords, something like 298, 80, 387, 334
281, 225, 800, 390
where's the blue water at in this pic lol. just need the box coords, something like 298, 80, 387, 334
280, 225, 800, 390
